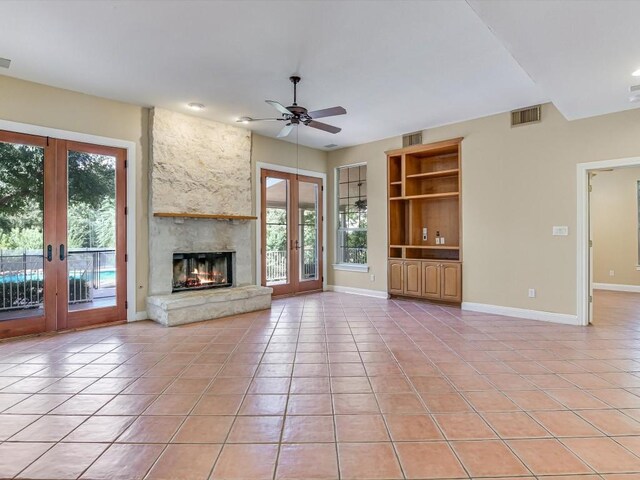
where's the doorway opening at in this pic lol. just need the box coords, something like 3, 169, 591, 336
577, 156, 640, 326
0, 129, 127, 339
589, 166, 640, 325
259, 167, 324, 296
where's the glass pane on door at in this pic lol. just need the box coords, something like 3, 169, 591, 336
0, 140, 45, 321
265, 176, 289, 286
298, 181, 319, 282
66, 150, 117, 311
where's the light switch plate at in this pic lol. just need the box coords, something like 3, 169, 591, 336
552, 226, 569, 236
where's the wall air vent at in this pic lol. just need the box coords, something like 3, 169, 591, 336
402, 131, 422, 147
0, 58, 11, 69
511, 105, 541, 127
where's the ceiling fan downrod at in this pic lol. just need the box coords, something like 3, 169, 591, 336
289, 75, 301, 106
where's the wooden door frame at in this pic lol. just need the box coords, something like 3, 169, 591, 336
56, 140, 127, 330
0, 130, 56, 338
0, 118, 138, 322
0, 132, 128, 339
294, 174, 324, 293
256, 162, 326, 294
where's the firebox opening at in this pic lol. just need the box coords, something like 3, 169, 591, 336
172, 252, 233, 292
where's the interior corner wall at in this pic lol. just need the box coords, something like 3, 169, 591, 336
0, 74, 150, 313
591, 166, 640, 286
327, 103, 640, 316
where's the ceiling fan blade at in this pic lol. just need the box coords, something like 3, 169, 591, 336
266, 100, 293, 115
308, 106, 346, 119
236, 117, 282, 123
307, 120, 341, 134
277, 123, 294, 138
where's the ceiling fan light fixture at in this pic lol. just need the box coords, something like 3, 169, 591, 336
187, 102, 205, 111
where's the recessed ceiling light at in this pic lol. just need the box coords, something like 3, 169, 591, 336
187, 102, 205, 111
236, 116, 252, 124
0, 57, 11, 69
633, 69, 640, 77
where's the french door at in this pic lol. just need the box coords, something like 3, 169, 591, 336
0, 130, 127, 339
261, 169, 323, 296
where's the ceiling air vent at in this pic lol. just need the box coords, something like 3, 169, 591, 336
0, 58, 11, 69
402, 131, 422, 147
511, 105, 541, 127
324, 143, 338, 149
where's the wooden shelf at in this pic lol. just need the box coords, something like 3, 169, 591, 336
389, 192, 459, 201
390, 181, 402, 185
406, 169, 459, 180
390, 245, 460, 250
154, 212, 258, 220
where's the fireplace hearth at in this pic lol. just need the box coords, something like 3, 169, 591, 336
172, 252, 233, 292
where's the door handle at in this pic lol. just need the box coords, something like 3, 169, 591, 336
46, 245, 53, 262
294, 240, 300, 250
59, 244, 65, 261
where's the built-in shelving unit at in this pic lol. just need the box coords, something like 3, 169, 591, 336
387, 138, 463, 303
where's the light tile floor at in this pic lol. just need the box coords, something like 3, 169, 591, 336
1, 291, 640, 478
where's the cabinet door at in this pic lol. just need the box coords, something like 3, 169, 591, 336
441, 262, 462, 303
403, 261, 422, 297
422, 262, 441, 299
388, 260, 404, 295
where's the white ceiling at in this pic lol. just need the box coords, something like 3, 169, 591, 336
468, 0, 640, 120
0, 1, 636, 150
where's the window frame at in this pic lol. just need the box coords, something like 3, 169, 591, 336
334, 162, 368, 272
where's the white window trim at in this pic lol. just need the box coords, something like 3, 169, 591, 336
332, 263, 369, 272
335, 162, 368, 268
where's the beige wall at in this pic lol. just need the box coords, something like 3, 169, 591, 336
591, 167, 640, 286
251, 134, 327, 175
327, 104, 640, 315
0, 75, 150, 313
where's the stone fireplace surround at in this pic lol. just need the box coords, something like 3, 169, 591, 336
145, 108, 272, 326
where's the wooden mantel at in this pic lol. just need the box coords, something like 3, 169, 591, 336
154, 212, 257, 220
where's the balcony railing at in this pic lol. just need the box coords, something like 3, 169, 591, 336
0, 248, 115, 313
266, 248, 317, 283
338, 247, 367, 265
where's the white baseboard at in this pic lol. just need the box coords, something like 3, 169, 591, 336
593, 283, 640, 293
130, 311, 149, 322
462, 302, 580, 326
325, 285, 389, 299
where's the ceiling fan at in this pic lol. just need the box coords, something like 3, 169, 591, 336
237, 75, 346, 138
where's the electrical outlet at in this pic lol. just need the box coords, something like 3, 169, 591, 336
370, 274, 375, 282
528, 288, 536, 298
609, 270, 615, 277
422, 228, 427, 241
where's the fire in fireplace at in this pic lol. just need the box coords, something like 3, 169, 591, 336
172, 252, 233, 292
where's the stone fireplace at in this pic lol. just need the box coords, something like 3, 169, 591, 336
145, 108, 272, 326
